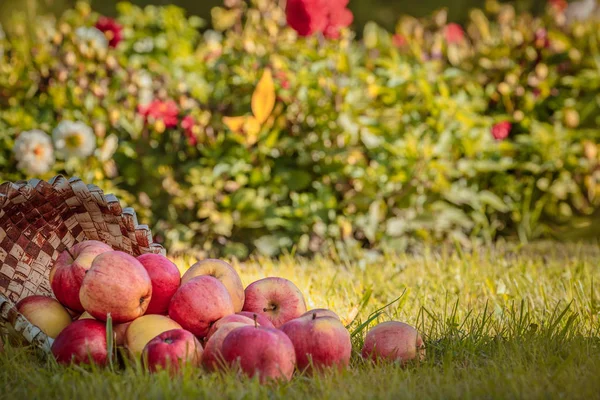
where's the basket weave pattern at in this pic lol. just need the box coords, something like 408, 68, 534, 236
0, 175, 165, 351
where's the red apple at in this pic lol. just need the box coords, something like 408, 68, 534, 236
361, 321, 425, 364
168, 276, 234, 338
114, 321, 132, 347
221, 325, 296, 383
236, 311, 275, 329
50, 240, 112, 312
202, 322, 249, 372
16, 295, 72, 339
51, 319, 108, 366
242, 277, 307, 328
181, 259, 245, 312
206, 314, 255, 340
79, 251, 152, 323
281, 313, 351, 373
142, 329, 203, 375
299, 308, 340, 321
137, 254, 181, 315
124, 314, 183, 357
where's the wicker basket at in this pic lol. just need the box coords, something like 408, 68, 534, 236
0, 176, 165, 353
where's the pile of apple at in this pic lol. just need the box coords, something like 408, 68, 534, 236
15, 240, 425, 381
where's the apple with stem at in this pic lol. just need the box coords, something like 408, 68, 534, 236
242, 277, 307, 328
79, 251, 152, 323
299, 308, 340, 321
236, 311, 275, 329
281, 312, 351, 373
142, 329, 203, 375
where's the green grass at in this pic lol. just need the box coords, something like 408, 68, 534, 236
2, 242, 600, 399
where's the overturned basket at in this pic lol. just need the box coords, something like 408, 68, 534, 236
0, 176, 164, 353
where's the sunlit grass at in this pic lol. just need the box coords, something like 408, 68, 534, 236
2, 242, 600, 399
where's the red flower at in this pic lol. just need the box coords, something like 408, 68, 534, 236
286, 0, 353, 38
444, 23, 465, 44
138, 100, 179, 128
392, 34, 408, 48
323, 2, 354, 39
181, 115, 199, 146
95, 17, 123, 48
286, 0, 328, 37
491, 121, 512, 141
549, 0, 568, 13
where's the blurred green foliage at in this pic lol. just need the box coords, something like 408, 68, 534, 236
0, 0, 599, 258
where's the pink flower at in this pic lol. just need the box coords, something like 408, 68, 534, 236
286, 0, 353, 39
444, 23, 465, 44
181, 115, 199, 146
491, 121, 512, 141
392, 34, 408, 48
138, 100, 179, 128
95, 17, 123, 48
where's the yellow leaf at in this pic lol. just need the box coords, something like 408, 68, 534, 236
244, 117, 261, 146
223, 116, 248, 133
251, 68, 276, 124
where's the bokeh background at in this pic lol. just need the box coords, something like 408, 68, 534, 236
1, 0, 548, 31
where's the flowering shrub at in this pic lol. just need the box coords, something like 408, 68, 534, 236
0, 1, 598, 257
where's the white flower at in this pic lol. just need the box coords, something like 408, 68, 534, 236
13, 130, 55, 175
75, 26, 108, 49
52, 120, 97, 159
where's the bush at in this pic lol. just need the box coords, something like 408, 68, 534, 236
1, 1, 599, 258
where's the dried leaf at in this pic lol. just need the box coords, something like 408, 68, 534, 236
251, 68, 276, 124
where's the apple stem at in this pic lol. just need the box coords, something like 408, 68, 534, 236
312, 312, 317, 320
253, 313, 258, 328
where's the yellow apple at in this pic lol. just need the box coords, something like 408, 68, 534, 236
124, 314, 182, 357
16, 295, 72, 338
